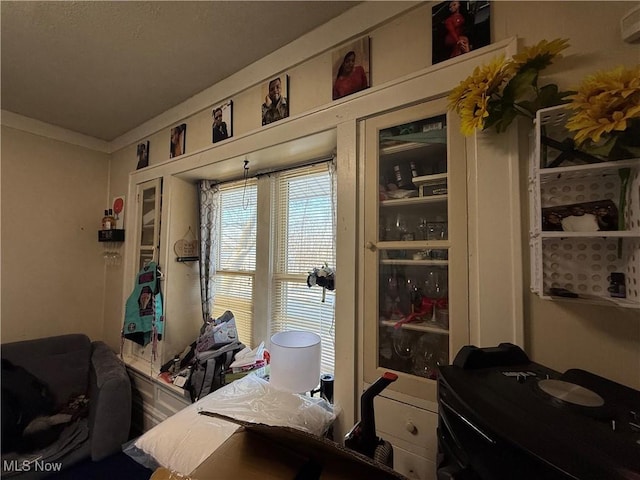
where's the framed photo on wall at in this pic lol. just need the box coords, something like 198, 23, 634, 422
261, 75, 289, 126
212, 100, 232, 143
136, 140, 149, 170
170, 123, 186, 158
432, 1, 491, 65
332, 36, 370, 101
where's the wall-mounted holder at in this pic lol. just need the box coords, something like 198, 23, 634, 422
99, 230, 125, 266
176, 256, 199, 263
98, 229, 125, 242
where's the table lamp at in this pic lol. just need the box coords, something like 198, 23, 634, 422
269, 330, 321, 394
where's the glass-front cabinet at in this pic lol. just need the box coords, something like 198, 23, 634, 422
127, 177, 163, 365
363, 98, 469, 402
137, 179, 162, 271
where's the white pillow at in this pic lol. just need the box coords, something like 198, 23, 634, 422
126, 374, 335, 476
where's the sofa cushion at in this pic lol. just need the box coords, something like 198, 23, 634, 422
2, 334, 91, 409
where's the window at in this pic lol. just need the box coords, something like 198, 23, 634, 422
210, 162, 335, 375
212, 180, 257, 348
271, 164, 336, 375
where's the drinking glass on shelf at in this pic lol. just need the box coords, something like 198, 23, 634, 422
412, 334, 438, 378
427, 222, 447, 241
424, 270, 447, 322
417, 218, 429, 240
395, 213, 409, 240
392, 328, 414, 361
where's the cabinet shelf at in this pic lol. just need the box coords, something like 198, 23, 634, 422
539, 293, 640, 309
380, 319, 449, 334
538, 231, 640, 239
381, 259, 448, 266
380, 130, 447, 156
538, 158, 639, 185
378, 240, 449, 249
380, 194, 447, 207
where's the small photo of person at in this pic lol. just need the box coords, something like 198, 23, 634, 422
261, 75, 289, 126
432, 1, 491, 65
212, 100, 232, 143
332, 37, 370, 101
170, 123, 186, 158
136, 140, 149, 170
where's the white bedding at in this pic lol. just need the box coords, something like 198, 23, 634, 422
125, 374, 335, 476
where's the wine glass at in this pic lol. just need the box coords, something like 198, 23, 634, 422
405, 276, 421, 313
395, 213, 408, 240
424, 270, 447, 322
412, 334, 438, 378
392, 329, 413, 360
417, 217, 429, 240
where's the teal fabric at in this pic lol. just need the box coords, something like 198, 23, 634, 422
123, 262, 164, 346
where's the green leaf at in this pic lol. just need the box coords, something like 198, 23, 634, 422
580, 136, 617, 158
494, 107, 519, 133
503, 69, 537, 102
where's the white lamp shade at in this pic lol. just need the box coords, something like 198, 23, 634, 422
269, 330, 321, 394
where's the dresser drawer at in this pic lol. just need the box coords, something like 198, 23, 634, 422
129, 370, 154, 404
393, 446, 436, 480
373, 396, 438, 460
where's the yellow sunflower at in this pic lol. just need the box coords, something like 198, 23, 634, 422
566, 65, 640, 144
448, 55, 511, 134
510, 38, 570, 73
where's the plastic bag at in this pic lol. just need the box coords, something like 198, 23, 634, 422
196, 374, 336, 436
196, 311, 238, 353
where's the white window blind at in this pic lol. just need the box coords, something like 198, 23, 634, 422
271, 163, 336, 375
213, 180, 257, 348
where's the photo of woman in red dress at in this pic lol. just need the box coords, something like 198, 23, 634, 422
332, 37, 370, 101
432, 1, 491, 65
444, 1, 471, 58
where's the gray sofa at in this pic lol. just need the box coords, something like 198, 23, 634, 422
1, 334, 131, 477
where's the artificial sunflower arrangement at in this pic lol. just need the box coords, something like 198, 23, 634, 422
448, 38, 571, 135
565, 65, 640, 161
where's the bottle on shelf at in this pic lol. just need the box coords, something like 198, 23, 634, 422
101, 209, 115, 230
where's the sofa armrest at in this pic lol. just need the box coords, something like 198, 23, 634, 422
88, 341, 132, 461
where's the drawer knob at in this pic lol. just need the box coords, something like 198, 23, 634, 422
405, 421, 417, 434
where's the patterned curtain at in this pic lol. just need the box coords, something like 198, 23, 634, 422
198, 180, 220, 324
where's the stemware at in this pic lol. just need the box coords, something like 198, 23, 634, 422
417, 218, 429, 240
392, 329, 413, 359
412, 334, 438, 378
424, 270, 447, 322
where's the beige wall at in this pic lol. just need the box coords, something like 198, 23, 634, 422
2, 2, 638, 387
497, 1, 640, 390
106, 1, 640, 389
1, 126, 110, 343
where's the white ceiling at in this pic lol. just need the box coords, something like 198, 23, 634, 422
1, 1, 359, 142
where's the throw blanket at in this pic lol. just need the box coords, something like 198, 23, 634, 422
1, 419, 89, 479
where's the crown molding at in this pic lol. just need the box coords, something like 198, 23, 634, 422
1, 110, 111, 153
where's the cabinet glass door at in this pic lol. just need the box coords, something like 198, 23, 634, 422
138, 179, 162, 271
128, 178, 162, 366
363, 99, 468, 400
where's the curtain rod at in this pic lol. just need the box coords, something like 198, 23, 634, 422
206, 154, 335, 186
254, 154, 335, 178
205, 153, 336, 187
